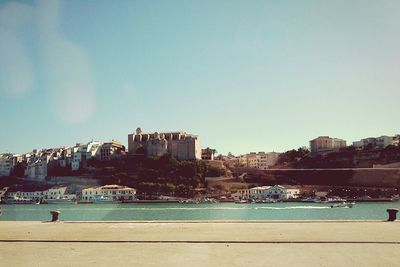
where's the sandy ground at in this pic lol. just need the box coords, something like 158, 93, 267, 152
0, 221, 399, 267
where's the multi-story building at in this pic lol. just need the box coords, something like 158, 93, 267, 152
0, 154, 14, 176
81, 184, 136, 202
237, 152, 280, 169
6, 186, 69, 201
128, 128, 201, 160
71, 141, 102, 170
25, 158, 47, 180
59, 147, 73, 168
201, 148, 215, 161
353, 135, 396, 150
71, 144, 82, 171
0, 153, 22, 176
309, 136, 347, 154
24, 148, 63, 180
99, 140, 125, 161
232, 185, 300, 201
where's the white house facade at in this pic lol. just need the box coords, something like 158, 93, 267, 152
232, 185, 300, 201
81, 184, 136, 202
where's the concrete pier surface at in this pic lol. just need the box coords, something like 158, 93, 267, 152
1, 221, 399, 266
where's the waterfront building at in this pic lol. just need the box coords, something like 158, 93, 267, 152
81, 184, 136, 202
309, 136, 347, 154
7, 190, 45, 201
46, 186, 68, 199
128, 128, 201, 160
6, 186, 69, 201
352, 135, 397, 150
232, 185, 300, 201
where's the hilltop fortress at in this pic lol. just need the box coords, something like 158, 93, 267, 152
128, 128, 201, 160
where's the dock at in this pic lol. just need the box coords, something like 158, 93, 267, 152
0, 220, 399, 266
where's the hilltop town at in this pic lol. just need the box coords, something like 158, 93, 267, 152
1, 129, 400, 202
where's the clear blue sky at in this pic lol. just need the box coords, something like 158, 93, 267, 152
1, 0, 399, 155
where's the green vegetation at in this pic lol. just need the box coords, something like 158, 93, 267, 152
83, 154, 225, 197
275, 145, 400, 169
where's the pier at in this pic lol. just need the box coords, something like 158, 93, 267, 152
0, 221, 399, 266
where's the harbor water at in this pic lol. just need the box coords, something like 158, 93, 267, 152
1, 202, 399, 221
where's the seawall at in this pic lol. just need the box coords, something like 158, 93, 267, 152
236, 168, 400, 187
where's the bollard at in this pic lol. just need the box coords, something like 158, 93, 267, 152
50, 210, 60, 222
386, 208, 398, 221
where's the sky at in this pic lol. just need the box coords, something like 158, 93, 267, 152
0, 0, 399, 155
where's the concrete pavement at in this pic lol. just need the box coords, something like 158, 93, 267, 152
0, 221, 399, 266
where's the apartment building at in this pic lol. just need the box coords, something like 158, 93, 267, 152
309, 136, 347, 154
81, 184, 136, 202
232, 185, 300, 201
237, 152, 280, 170
353, 135, 397, 149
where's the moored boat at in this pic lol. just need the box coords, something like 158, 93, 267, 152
301, 197, 321, 203
5, 196, 38, 204
234, 199, 249, 204
330, 201, 355, 208
93, 195, 119, 204
46, 196, 77, 204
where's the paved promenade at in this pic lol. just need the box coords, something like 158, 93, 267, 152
1, 221, 399, 266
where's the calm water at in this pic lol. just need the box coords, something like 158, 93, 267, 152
1, 202, 399, 221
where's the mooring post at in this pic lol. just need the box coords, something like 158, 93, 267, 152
50, 210, 60, 222
386, 208, 398, 221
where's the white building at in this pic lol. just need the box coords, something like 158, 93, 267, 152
7, 186, 69, 201
232, 185, 300, 201
25, 158, 47, 180
0, 154, 14, 176
71, 144, 82, 171
310, 136, 347, 154
46, 186, 68, 199
71, 141, 102, 171
237, 152, 280, 170
59, 147, 73, 167
23, 148, 64, 180
81, 184, 136, 202
353, 135, 396, 149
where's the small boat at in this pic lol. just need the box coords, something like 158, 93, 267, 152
179, 199, 200, 204
46, 196, 77, 204
235, 199, 249, 204
199, 198, 219, 204
93, 195, 119, 204
251, 198, 278, 204
330, 201, 355, 208
301, 197, 321, 203
324, 197, 347, 203
5, 196, 37, 205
